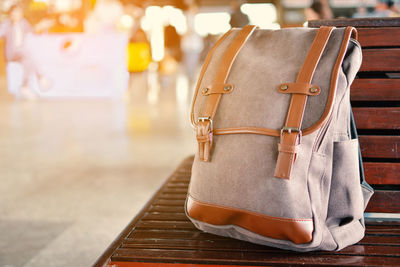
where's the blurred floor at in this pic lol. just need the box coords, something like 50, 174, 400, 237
0, 71, 196, 267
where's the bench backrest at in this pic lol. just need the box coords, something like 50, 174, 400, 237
309, 18, 400, 214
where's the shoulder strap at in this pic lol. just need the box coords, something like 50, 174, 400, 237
274, 26, 334, 179
196, 25, 257, 161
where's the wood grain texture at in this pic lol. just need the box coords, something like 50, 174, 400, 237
359, 135, 400, 158
353, 108, 400, 129
357, 27, 400, 47
111, 250, 400, 266
351, 79, 400, 101
308, 18, 400, 28
366, 190, 400, 213
364, 162, 400, 185
360, 49, 400, 72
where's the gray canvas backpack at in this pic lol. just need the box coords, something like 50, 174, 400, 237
185, 25, 374, 252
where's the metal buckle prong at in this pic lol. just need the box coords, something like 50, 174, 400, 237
280, 126, 302, 143
281, 126, 301, 134
198, 117, 213, 131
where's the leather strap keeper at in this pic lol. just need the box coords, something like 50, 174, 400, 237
196, 120, 213, 161
278, 82, 321, 96
278, 143, 300, 154
201, 83, 234, 96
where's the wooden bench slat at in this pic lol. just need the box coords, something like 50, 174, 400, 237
358, 28, 400, 47
122, 237, 288, 251
112, 248, 400, 266
366, 228, 400, 235
126, 229, 400, 245
159, 193, 187, 200
170, 178, 190, 183
136, 221, 196, 230
308, 18, 400, 28
353, 108, 400, 129
171, 173, 191, 179
163, 188, 188, 193
360, 48, 400, 72
359, 135, 400, 158
127, 230, 229, 240
364, 162, 400, 185
153, 199, 185, 206
359, 234, 400, 245
123, 229, 400, 244
351, 79, 400, 101
119, 241, 400, 257
148, 205, 185, 213
166, 184, 190, 189
366, 190, 400, 213
366, 221, 400, 227
141, 213, 189, 221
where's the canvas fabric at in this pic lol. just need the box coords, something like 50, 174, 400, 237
186, 26, 373, 252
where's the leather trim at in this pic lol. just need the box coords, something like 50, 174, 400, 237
186, 195, 314, 245
191, 27, 358, 138
278, 82, 321, 96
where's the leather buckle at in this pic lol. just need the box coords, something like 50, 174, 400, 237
198, 117, 213, 132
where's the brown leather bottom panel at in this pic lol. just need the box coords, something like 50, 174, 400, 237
186, 195, 314, 244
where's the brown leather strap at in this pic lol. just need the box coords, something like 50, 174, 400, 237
214, 127, 280, 137
197, 25, 257, 161
274, 26, 334, 179
191, 29, 233, 128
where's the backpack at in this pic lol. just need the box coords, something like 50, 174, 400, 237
185, 25, 374, 252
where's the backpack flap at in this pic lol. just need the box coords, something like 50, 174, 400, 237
191, 27, 355, 176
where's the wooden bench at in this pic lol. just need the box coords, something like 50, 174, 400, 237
94, 157, 399, 267
94, 18, 400, 267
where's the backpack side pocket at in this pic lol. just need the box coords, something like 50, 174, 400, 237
327, 138, 366, 250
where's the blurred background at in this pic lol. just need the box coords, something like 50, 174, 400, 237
0, 0, 398, 266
